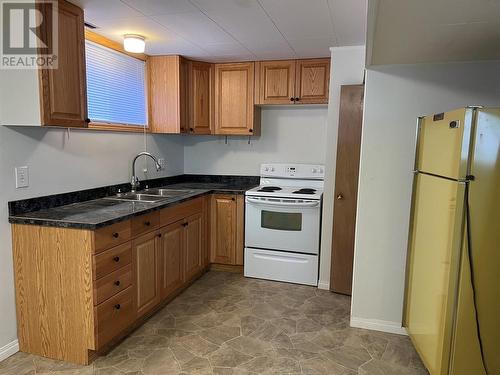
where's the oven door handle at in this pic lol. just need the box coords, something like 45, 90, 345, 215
246, 197, 320, 208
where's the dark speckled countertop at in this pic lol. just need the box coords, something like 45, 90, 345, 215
8, 175, 259, 230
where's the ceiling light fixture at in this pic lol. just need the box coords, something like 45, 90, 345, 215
123, 34, 145, 53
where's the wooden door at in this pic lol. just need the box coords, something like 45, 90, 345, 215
39, 0, 87, 127
214, 62, 256, 135
189, 61, 213, 134
210, 195, 237, 264
256, 60, 296, 105
184, 213, 203, 281
159, 220, 184, 299
132, 231, 161, 318
330, 85, 364, 295
295, 58, 330, 104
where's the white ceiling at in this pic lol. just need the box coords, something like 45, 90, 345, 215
70, 0, 367, 61
367, 0, 500, 65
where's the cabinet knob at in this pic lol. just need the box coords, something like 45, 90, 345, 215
231, 197, 235, 201
114, 304, 121, 310
295, 97, 300, 101
249, 129, 253, 133
144, 221, 151, 226
190, 128, 194, 132
85, 118, 91, 123
114, 280, 121, 286
290, 97, 295, 102
182, 222, 188, 227
157, 233, 162, 238
113, 256, 120, 262
336, 194, 344, 200
112, 232, 119, 238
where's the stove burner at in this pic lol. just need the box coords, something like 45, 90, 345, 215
293, 188, 316, 194
258, 186, 282, 192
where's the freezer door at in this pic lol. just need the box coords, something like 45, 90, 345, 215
404, 173, 465, 375
416, 108, 471, 179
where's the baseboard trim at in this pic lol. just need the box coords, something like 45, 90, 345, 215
350, 317, 407, 335
0, 340, 19, 362
317, 281, 330, 290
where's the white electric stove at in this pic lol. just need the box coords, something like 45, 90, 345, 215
244, 163, 324, 286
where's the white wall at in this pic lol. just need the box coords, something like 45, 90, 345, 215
318, 46, 366, 290
0, 126, 184, 356
183, 107, 328, 175
351, 60, 500, 333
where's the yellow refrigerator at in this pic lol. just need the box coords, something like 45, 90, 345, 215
404, 107, 500, 375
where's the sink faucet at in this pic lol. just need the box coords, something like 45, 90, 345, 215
131, 152, 162, 192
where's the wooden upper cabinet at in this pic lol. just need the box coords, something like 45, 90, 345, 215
214, 62, 260, 136
132, 231, 161, 318
295, 58, 330, 104
188, 61, 213, 134
256, 60, 296, 105
149, 55, 188, 134
39, 0, 87, 127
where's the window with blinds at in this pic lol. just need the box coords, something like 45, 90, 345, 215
85, 41, 147, 127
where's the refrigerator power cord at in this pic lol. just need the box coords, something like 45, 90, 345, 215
465, 182, 489, 375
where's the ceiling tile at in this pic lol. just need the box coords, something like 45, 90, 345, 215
190, 0, 260, 12
70, 0, 143, 23
259, 0, 335, 40
152, 12, 234, 44
121, 0, 198, 15
202, 42, 251, 55
200, 6, 284, 43
240, 39, 295, 54
328, 0, 367, 45
287, 37, 334, 58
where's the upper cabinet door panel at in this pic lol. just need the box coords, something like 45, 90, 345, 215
189, 61, 213, 134
295, 58, 330, 104
40, 0, 87, 127
214, 62, 255, 135
257, 60, 296, 105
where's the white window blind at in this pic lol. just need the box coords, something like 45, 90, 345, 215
85, 41, 147, 126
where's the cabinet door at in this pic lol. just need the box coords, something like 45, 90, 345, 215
210, 195, 237, 264
185, 213, 203, 281
189, 61, 213, 134
132, 231, 161, 318
149, 55, 185, 134
295, 58, 330, 104
179, 57, 189, 133
256, 60, 296, 105
159, 221, 184, 299
39, 0, 87, 127
214, 62, 256, 135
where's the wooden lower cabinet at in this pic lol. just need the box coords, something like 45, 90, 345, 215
159, 220, 185, 298
132, 231, 161, 319
10, 194, 243, 365
210, 194, 244, 266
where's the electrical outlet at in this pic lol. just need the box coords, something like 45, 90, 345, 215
15, 166, 29, 188
158, 158, 167, 169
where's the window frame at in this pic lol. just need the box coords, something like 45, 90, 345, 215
84, 30, 150, 133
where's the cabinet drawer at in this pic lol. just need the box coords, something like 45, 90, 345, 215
95, 287, 134, 349
94, 221, 131, 253
131, 211, 160, 237
94, 264, 132, 305
160, 197, 203, 226
93, 242, 132, 280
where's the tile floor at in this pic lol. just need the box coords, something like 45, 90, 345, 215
0, 271, 429, 375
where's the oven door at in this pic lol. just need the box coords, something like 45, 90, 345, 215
245, 196, 321, 254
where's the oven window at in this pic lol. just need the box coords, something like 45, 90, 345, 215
261, 211, 302, 231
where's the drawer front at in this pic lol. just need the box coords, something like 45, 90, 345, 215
94, 221, 131, 253
94, 265, 132, 305
160, 197, 203, 226
131, 211, 160, 237
94, 242, 132, 280
95, 287, 134, 349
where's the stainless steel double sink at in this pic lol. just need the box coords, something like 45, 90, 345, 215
104, 188, 195, 203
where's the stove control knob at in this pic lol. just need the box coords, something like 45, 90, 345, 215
312, 168, 318, 173
264, 167, 269, 172
270, 167, 275, 172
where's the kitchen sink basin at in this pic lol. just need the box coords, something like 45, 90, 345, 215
104, 193, 169, 203
104, 189, 195, 203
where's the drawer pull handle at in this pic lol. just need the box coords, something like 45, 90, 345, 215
114, 280, 121, 286
112, 233, 119, 238
144, 221, 151, 226
157, 233, 162, 238
113, 256, 120, 262
182, 222, 188, 227
114, 304, 121, 310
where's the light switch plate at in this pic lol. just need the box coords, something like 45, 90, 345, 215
15, 166, 29, 188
